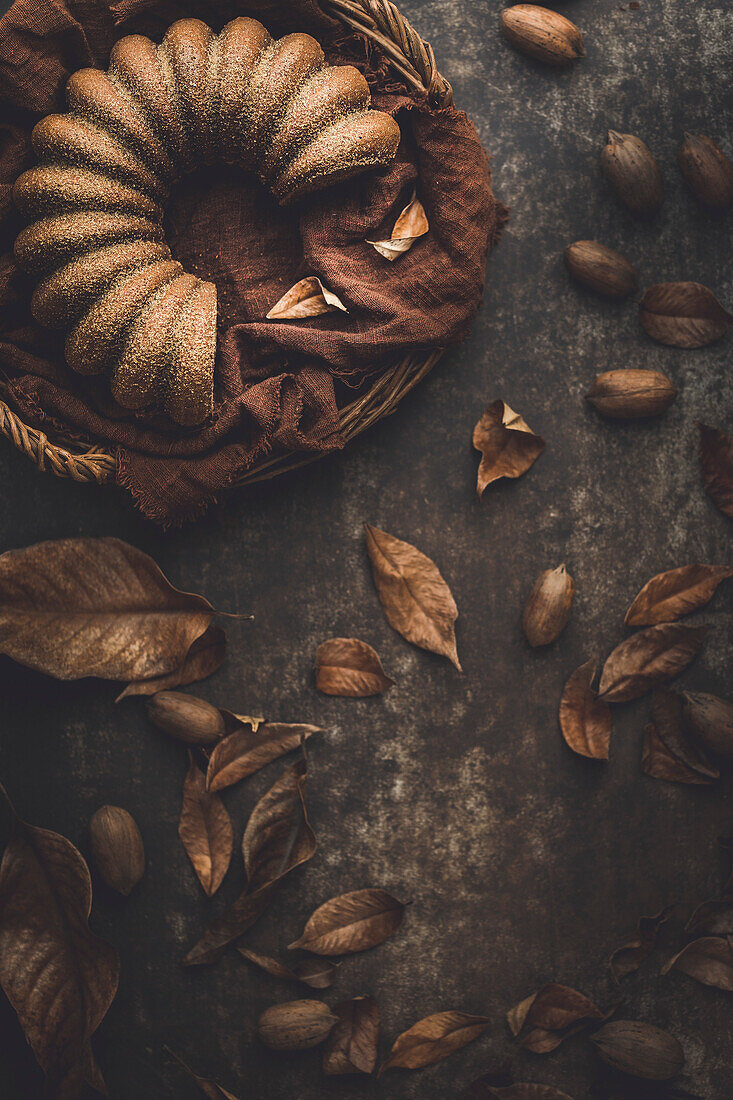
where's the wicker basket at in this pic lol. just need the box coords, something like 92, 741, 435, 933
0, 0, 454, 489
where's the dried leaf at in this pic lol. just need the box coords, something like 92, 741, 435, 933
289, 888, 405, 955
206, 722, 318, 792
682, 691, 733, 762
381, 1011, 489, 1071
367, 191, 429, 261
642, 723, 716, 785
473, 400, 545, 497
323, 995, 380, 1075
0, 789, 119, 1098
686, 898, 733, 937
507, 984, 606, 1053
165, 1048, 240, 1099
237, 947, 338, 989
0, 537, 214, 682
590, 1020, 684, 1081
179, 754, 233, 897
610, 907, 672, 982
625, 565, 733, 626
639, 282, 733, 347
364, 523, 461, 669
184, 758, 315, 965
315, 638, 394, 696
117, 625, 226, 699
699, 423, 733, 518
559, 659, 612, 759
651, 687, 719, 779
266, 276, 347, 319
598, 624, 709, 703
662, 936, 733, 990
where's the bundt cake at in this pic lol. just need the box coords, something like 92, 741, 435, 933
12, 17, 401, 426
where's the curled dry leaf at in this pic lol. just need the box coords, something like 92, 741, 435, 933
257, 999, 337, 1050
564, 240, 637, 300
184, 758, 315, 966
473, 400, 545, 498
323, 995, 380, 1075
650, 687, 719, 780
699, 423, 733, 519
0, 789, 119, 1098
266, 276, 347, 320
586, 369, 677, 420
682, 691, 733, 763
315, 638, 394, 697
601, 131, 664, 217
238, 947, 338, 989
117, 624, 226, 700
686, 897, 733, 938
289, 887, 405, 956
206, 722, 318, 792
642, 723, 716, 786
625, 564, 733, 626
367, 191, 429, 261
89, 805, 145, 896
500, 5, 585, 66
522, 564, 574, 647
591, 1020, 684, 1081
179, 754, 233, 897
639, 282, 733, 348
559, 659, 612, 759
507, 983, 606, 1054
364, 524, 461, 669
381, 1011, 490, 1072
165, 1047, 240, 1100
662, 936, 733, 991
609, 907, 672, 982
0, 537, 214, 682
598, 623, 708, 703
678, 133, 733, 210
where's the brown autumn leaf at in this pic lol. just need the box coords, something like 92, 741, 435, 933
238, 947, 338, 989
289, 888, 405, 956
473, 400, 545, 497
559, 659, 612, 759
165, 1047, 240, 1100
639, 282, 733, 347
323, 995, 380, 1075
364, 523, 461, 669
598, 624, 709, 703
0, 788, 119, 1098
367, 191, 429, 261
699, 423, 733, 518
315, 638, 394, 697
625, 565, 733, 627
662, 936, 733, 991
266, 276, 348, 319
381, 1011, 490, 1072
507, 984, 606, 1053
641, 723, 716, 785
179, 753, 233, 897
206, 722, 318, 792
117, 624, 226, 700
650, 687, 719, 779
686, 897, 733, 938
0, 537, 214, 682
184, 757, 315, 966
610, 907, 673, 982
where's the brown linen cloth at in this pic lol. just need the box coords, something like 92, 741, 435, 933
0, 0, 506, 524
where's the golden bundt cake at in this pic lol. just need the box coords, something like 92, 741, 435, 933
13, 17, 401, 425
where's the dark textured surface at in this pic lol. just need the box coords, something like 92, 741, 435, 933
0, 1, 732, 1097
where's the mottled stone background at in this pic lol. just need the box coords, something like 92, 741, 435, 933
0, 1, 731, 1097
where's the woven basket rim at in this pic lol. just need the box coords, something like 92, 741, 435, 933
0, 0, 454, 489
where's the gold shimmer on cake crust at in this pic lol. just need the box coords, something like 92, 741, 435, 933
13, 16, 401, 425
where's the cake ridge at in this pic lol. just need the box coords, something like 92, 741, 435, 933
13, 16, 401, 425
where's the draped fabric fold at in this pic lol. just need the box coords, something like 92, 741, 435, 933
0, 0, 506, 523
